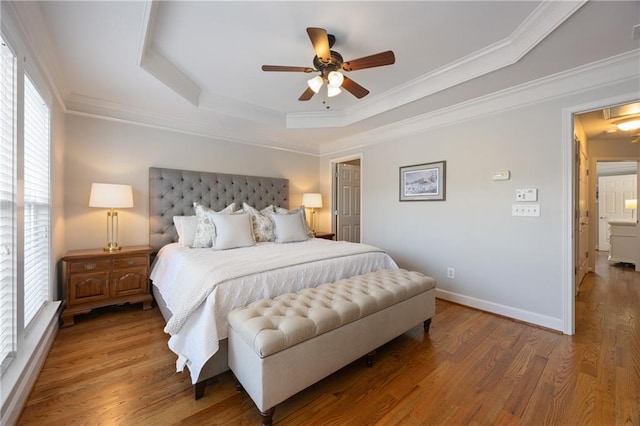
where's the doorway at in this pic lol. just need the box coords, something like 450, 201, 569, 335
568, 98, 640, 334
332, 157, 361, 242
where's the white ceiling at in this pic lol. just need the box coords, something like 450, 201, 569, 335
19, 1, 640, 155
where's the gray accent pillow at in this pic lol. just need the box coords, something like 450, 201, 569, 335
192, 202, 235, 248
274, 205, 314, 238
209, 212, 256, 250
242, 203, 275, 242
269, 211, 310, 243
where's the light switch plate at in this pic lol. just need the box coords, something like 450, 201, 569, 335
512, 204, 540, 217
516, 188, 538, 201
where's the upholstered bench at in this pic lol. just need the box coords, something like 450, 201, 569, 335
227, 268, 436, 426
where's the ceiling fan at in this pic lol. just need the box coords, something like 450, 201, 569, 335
262, 27, 395, 101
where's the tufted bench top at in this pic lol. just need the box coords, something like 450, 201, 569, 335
227, 268, 435, 358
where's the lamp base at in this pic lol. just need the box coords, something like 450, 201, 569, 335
104, 243, 122, 252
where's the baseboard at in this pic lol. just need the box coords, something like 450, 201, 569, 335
1, 302, 61, 426
435, 289, 564, 332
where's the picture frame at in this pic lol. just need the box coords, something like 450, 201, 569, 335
399, 161, 446, 201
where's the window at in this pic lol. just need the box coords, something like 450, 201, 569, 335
0, 34, 51, 373
0, 37, 16, 372
23, 75, 50, 327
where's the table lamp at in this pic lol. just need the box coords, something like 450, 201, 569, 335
89, 183, 134, 251
302, 193, 322, 234
625, 199, 637, 219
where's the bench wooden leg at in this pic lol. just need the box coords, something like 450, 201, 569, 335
260, 407, 275, 426
424, 318, 432, 333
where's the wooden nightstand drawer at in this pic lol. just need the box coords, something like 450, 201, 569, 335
114, 255, 148, 268
69, 259, 111, 273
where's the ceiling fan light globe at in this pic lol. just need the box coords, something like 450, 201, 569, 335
327, 85, 342, 98
307, 76, 323, 93
616, 119, 640, 131
327, 71, 344, 88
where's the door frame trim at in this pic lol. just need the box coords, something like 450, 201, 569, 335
330, 153, 363, 241
562, 92, 639, 335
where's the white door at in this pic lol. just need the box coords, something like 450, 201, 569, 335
597, 173, 637, 250
336, 163, 361, 242
575, 141, 589, 291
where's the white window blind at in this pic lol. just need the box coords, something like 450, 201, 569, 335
23, 75, 50, 328
0, 37, 16, 370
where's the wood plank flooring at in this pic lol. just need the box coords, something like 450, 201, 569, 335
17, 253, 640, 425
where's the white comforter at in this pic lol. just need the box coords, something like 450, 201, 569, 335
150, 239, 398, 383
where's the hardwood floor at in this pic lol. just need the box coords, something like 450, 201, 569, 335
18, 253, 640, 425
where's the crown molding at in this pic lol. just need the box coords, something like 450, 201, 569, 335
319, 49, 640, 156
64, 93, 319, 157
287, 0, 587, 129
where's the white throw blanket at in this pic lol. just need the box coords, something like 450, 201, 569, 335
163, 240, 386, 336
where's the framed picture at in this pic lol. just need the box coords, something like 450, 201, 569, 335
399, 161, 446, 201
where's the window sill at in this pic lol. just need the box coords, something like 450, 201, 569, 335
1, 301, 61, 425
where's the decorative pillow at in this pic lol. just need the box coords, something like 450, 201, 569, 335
173, 216, 198, 247
209, 212, 256, 250
269, 211, 310, 243
274, 205, 314, 238
192, 202, 235, 248
242, 203, 275, 242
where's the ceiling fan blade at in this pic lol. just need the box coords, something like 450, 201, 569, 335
262, 65, 315, 73
298, 87, 315, 101
306, 27, 331, 64
341, 76, 369, 99
342, 50, 395, 72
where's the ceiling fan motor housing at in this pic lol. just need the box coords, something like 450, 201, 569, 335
313, 51, 344, 78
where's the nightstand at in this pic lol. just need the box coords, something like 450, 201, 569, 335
314, 232, 335, 240
60, 245, 153, 327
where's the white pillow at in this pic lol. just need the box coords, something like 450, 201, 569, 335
192, 202, 235, 248
173, 216, 198, 247
274, 205, 314, 238
269, 211, 309, 243
209, 212, 256, 250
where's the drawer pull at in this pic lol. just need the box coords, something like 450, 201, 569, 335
126, 259, 135, 265
84, 263, 96, 270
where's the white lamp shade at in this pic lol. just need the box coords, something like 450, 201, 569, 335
307, 75, 323, 93
89, 183, 134, 208
302, 193, 323, 209
327, 71, 344, 88
625, 199, 637, 210
327, 85, 341, 97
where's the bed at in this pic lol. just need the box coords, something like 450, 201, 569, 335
148, 167, 398, 398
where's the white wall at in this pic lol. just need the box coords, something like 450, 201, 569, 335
319, 75, 639, 332
64, 115, 319, 251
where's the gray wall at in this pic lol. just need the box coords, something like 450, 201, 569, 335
319, 76, 639, 332
64, 115, 319, 251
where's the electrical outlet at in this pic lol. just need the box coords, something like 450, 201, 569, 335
447, 267, 455, 279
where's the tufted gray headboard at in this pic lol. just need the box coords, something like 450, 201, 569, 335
149, 167, 288, 254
